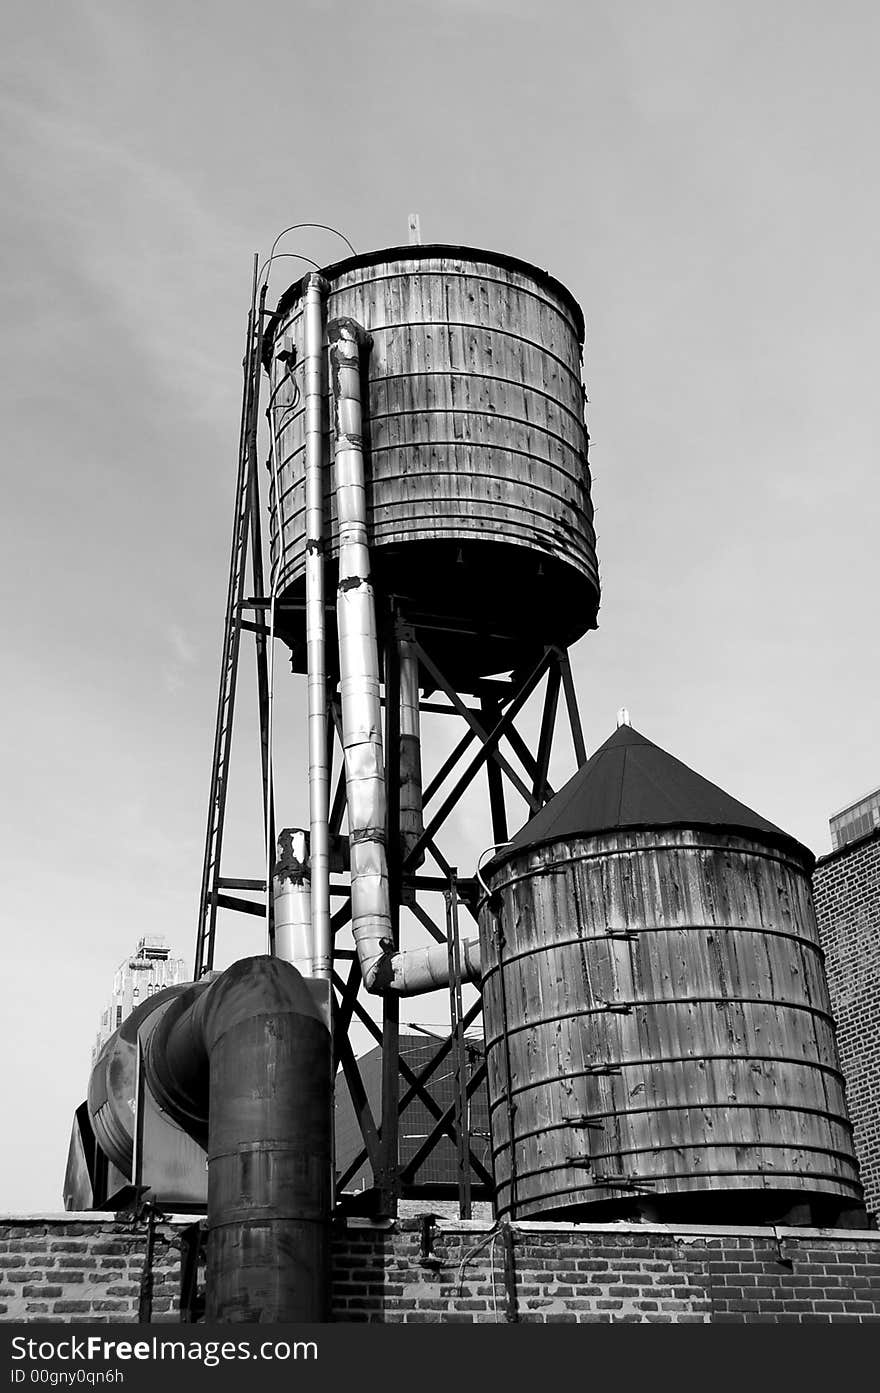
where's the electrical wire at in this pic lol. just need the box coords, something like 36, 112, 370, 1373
454, 1226, 503, 1321
268, 221, 356, 265
258, 223, 357, 294
264, 364, 302, 439
257, 251, 322, 286
476, 842, 511, 903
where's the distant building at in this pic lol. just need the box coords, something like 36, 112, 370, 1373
335, 1031, 491, 1194
813, 812, 880, 1220
92, 935, 188, 1063
830, 785, 880, 850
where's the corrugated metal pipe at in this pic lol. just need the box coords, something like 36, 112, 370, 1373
304, 273, 332, 981
329, 318, 481, 995
144, 956, 331, 1322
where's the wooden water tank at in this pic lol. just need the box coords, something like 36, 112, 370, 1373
478, 727, 864, 1222
263, 245, 599, 679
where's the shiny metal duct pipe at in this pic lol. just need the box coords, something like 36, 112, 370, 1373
144, 956, 331, 1323
398, 625, 425, 868
329, 319, 481, 996
382, 936, 482, 994
304, 273, 332, 981
329, 318, 393, 990
273, 828, 312, 974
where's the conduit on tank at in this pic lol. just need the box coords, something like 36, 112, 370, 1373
143, 956, 331, 1323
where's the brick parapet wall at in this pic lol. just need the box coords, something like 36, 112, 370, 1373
332, 1219, 880, 1324
0, 1217, 181, 1323
2, 1215, 880, 1324
814, 833, 880, 1218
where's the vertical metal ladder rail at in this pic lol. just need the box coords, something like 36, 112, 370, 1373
194, 263, 262, 978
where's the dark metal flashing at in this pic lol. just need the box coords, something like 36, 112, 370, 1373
485, 724, 814, 878
815, 823, 880, 870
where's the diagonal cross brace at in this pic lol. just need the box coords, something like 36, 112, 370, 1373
415, 642, 542, 813
399, 1061, 489, 1185
332, 973, 492, 1187
402, 647, 556, 870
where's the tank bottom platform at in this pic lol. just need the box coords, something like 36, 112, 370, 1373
272, 538, 599, 685
503, 1188, 873, 1230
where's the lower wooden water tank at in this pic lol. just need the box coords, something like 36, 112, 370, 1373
479, 813, 863, 1222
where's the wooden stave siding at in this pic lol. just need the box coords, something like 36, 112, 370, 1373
479, 829, 862, 1219
266, 254, 598, 616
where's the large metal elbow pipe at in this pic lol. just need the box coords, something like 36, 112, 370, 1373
144, 956, 331, 1323
373, 936, 482, 995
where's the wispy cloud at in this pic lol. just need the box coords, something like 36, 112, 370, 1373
163, 623, 198, 693
0, 80, 245, 421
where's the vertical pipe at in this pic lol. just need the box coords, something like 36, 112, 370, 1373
146, 957, 332, 1323
558, 648, 587, 767
380, 605, 401, 1215
482, 696, 509, 844
272, 829, 313, 974
205, 969, 331, 1323
137, 1206, 156, 1324
304, 274, 332, 980
446, 870, 472, 1218
398, 624, 425, 868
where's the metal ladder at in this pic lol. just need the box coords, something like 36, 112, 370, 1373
194, 261, 273, 978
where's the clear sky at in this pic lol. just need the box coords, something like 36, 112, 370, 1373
1, 0, 877, 1211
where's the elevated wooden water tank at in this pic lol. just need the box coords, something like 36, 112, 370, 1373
478, 725, 864, 1222
262, 245, 599, 680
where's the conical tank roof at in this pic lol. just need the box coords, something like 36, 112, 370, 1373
495, 724, 813, 870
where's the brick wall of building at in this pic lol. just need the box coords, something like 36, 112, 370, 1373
0, 1218, 181, 1323
2, 1215, 880, 1324
814, 830, 880, 1219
